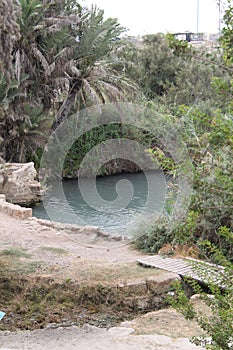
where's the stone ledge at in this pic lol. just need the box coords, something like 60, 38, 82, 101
117, 272, 180, 296
30, 217, 124, 240
146, 272, 181, 294
30, 217, 102, 235
0, 194, 32, 219
118, 279, 148, 294
32, 217, 100, 233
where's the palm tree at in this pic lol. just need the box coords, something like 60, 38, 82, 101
0, 0, 138, 162
14, 0, 82, 109
51, 7, 138, 130
0, 0, 82, 161
0, 0, 21, 81
0, 72, 53, 162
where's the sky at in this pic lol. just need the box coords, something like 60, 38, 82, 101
80, 0, 223, 36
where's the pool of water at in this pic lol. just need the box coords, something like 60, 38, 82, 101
33, 171, 170, 235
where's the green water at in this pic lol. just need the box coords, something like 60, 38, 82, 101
33, 171, 168, 235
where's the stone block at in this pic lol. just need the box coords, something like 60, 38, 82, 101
146, 272, 180, 294
0, 194, 6, 201
0, 192, 32, 219
118, 279, 148, 295
0, 162, 43, 205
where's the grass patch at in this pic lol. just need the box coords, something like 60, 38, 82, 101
39, 246, 68, 255
0, 258, 43, 275
16, 261, 44, 274
0, 248, 43, 275
0, 248, 32, 259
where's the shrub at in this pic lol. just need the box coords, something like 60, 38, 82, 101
169, 230, 233, 350
132, 215, 174, 254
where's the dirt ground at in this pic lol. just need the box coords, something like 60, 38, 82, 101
0, 211, 206, 350
0, 324, 205, 350
0, 212, 148, 278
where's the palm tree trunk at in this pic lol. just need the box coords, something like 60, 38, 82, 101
51, 80, 82, 131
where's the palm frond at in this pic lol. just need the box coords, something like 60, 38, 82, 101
96, 80, 125, 102
44, 15, 80, 33
55, 46, 76, 60
14, 49, 21, 81
31, 44, 47, 65
76, 8, 124, 62
82, 79, 101, 105
31, 44, 53, 76
47, 61, 56, 76
64, 60, 81, 77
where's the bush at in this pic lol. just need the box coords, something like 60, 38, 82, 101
169, 231, 233, 350
133, 106, 233, 261
131, 215, 173, 254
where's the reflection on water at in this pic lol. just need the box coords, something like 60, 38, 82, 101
33, 171, 170, 234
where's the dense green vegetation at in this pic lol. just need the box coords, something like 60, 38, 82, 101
0, 0, 232, 259
0, 0, 138, 163
0, 1, 233, 347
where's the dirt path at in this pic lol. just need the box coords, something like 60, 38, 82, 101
0, 212, 205, 349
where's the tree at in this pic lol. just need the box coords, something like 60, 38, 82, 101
0, 0, 68, 162
213, 0, 233, 111
114, 33, 230, 111
0, 0, 21, 80
51, 7, 137, 130
220, 0, 233, 65
0, 0, 138, 162
135, 34, 182, 98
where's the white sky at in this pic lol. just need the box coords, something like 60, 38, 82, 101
80, 0, 224, 36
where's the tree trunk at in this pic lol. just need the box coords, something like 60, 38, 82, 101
51, 80, 82, 131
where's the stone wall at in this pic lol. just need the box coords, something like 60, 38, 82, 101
0, 194, 32, 219
0, 162, 43, 205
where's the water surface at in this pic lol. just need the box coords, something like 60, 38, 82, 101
33, 171, 169, 234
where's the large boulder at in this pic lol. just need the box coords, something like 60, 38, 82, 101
0, 162, 43, 205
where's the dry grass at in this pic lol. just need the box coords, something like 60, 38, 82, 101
60, 261, 164, 285
0, 259, 168, 332
38, 246, 68, 255
159, 243, 200, 259
0, 249, 43, 275
0, 271, 168, 331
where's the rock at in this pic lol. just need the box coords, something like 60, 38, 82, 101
0, 195, 32, 219
107, 326, 135, 335
146, 272, 180, 294
118, 279, 147, 294
34, 218, 101, 235
0, 162, 43, 205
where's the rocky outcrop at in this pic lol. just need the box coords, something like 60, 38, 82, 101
0, 194, 32, 219
0, 162, 43, 205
